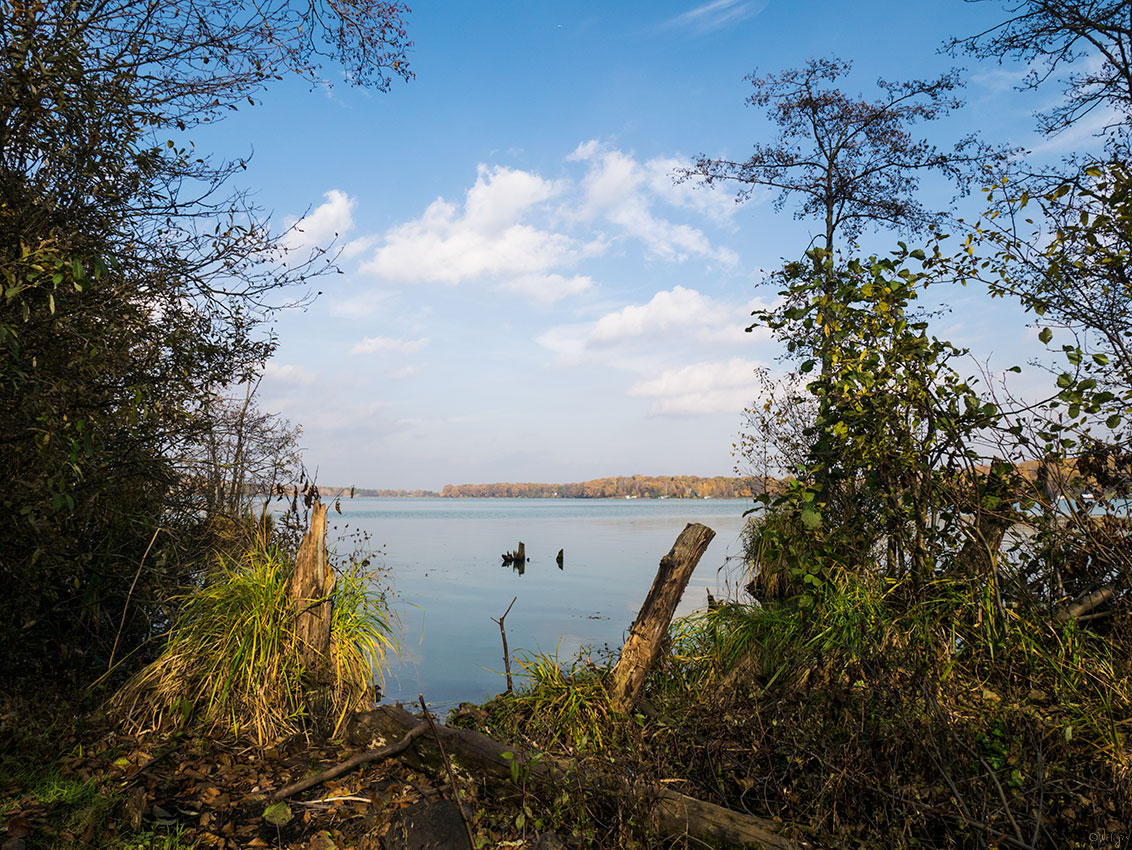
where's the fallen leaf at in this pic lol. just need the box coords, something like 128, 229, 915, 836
3, 816, 31, 839
262, 802, 292, 827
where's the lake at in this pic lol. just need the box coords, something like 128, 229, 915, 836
323, 497, 754, 712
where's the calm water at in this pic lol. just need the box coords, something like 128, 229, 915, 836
323, 497, 753, 712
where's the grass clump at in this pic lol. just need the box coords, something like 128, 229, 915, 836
482, 650, 620, 755
113, 534, 396, 746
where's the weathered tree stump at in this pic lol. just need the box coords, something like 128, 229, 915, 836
290, 501, 336, 678
606, 522, 714, 713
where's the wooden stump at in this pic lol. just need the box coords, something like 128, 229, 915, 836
606, 522, 714, 713
289, 501, 336, 677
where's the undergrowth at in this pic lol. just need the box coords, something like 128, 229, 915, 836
466, 572, 1130, 849
112, 533, 396, 746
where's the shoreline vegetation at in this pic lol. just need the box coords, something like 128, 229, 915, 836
5, 1, 1132, 848
318, 474, 768, 500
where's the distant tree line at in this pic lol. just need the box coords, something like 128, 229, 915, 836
437, 475, 765, 499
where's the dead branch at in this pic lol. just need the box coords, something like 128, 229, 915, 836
272, 721, 428, 800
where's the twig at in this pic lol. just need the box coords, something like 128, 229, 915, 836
272, 722, 427, 800
491, 596, 517, 694
108, 527, 163, 672
976, 752, 1025, 847
294, 795, 372, 806
419, 694, 475, 849
1031, 740, 1045, 849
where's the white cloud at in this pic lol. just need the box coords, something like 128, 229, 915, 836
629, 357, 763, 415
390, 365, 419, 380
569, 142, 737, 264
351, 336, 430, 355
359, 165, 593, 302
283, 189, 355, 253
321, 144, 740, 308
263, 362, 319, 385
328, 289, 392, 319
643, 156, 740, 223
660, 0, 767, 34
499, 273, 595, 302
591, 286, 769, 346
591, 286, 724, 342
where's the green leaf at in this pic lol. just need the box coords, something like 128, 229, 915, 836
800, 508, 821, 530
1038, 327, 1052, 344
263, 802, 292, 826
1107, 415, 1122, 429
1056, 373, 1073, 389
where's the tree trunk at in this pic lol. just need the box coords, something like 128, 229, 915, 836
606, 522, 715, 713
346, 705, 798, 850
290, 501, 336, 678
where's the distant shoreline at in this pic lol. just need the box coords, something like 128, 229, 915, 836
316, 474, 776, 501
322, 493, 754, 500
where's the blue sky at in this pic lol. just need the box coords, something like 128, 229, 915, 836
206, 1, 1099, 490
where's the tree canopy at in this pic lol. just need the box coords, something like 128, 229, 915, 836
0, 0, 412, 679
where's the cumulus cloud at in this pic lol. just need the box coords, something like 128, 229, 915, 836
307, 143, 739, 307
629, 357, 763, 415
359, 165, 594, 301
350, 336, 430, 355
589, 285, 743, 343
569, 142, 737, 264
537, 286, 769, 366
263, 362, 319, 385
283, 189, 355, 253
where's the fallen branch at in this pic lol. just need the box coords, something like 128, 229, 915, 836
419, 694, 476, 849
347, 704, 799, 850
1055, 584, 1120, 621
272, 721, 428, 800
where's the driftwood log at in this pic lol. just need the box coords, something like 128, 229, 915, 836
289, 501, 336, 675
606, 522, 715, 713
346, 704, 797, 850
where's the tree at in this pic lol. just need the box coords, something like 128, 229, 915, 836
946, 0, 1132, 143
0, 0, 412, 677
683, 56, 1007, 394
184, 381, 305, 521
747, 248, 1001, 590
682, 57, 1004, 270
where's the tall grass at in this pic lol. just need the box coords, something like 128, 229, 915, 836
113, 535, 396, 745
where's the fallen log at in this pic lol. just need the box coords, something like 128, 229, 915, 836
606, 522, 715, 713
346, 704, 798, 850
1055, 583, 1120, 622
